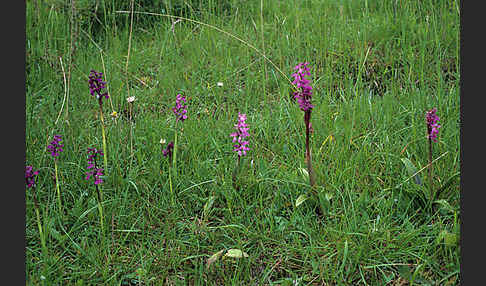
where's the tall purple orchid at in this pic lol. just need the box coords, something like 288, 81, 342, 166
291, 62, 316, 188
165, 93, 189, 205
26, 165, 47, 255
170, 93, 188, 171
230, 112, 250, 192
88, 69, 109, 172
85, 147, 106, 235
47, 134, 64, 214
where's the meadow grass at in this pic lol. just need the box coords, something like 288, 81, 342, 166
26, 0, 460, 284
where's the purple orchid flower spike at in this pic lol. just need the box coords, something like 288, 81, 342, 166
47, 134, 64, 158
88, 70, 109, 103
291, 62, 314, 112
173, 94, 188, 122
86, 148, 105, 185
162, 141, 174, 158
426, 108, 441, 142
26, 166, 39, 189
230, 112, 250, 157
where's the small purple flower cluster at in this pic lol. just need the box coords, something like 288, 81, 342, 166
26, 166, 39, 188
85, 148, 104, 185
172, 94, 188, 122
88, 70, 109, 101
230, 113, 250, 157
47, 134, 64, 158
291, 62, 314, 112
162, 141, 174, 158
426, 108, 441, 142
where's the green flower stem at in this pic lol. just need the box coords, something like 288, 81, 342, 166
229, 156, 241, 216
232, 156, 241, 192
35, 205, 48, 257
304, 111, 316, 188
168, 164, 174, 206
31, 188, 48, 257
173, 126, 178, 175
170, 125, 179, 206
95, 185, 105, 237
304, 111, 324, 215
54, 161, 62, 215
227, 192, 233, 216
428, 137, 434, 200
99, 104, 108, 173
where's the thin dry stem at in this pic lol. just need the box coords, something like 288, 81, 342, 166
100, 52, 115, 112
115, 10, 295, 88
55, 56, 68, 125
126, 0, 135, 171
384, 151, 449, 191
260, 0, 267, 103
